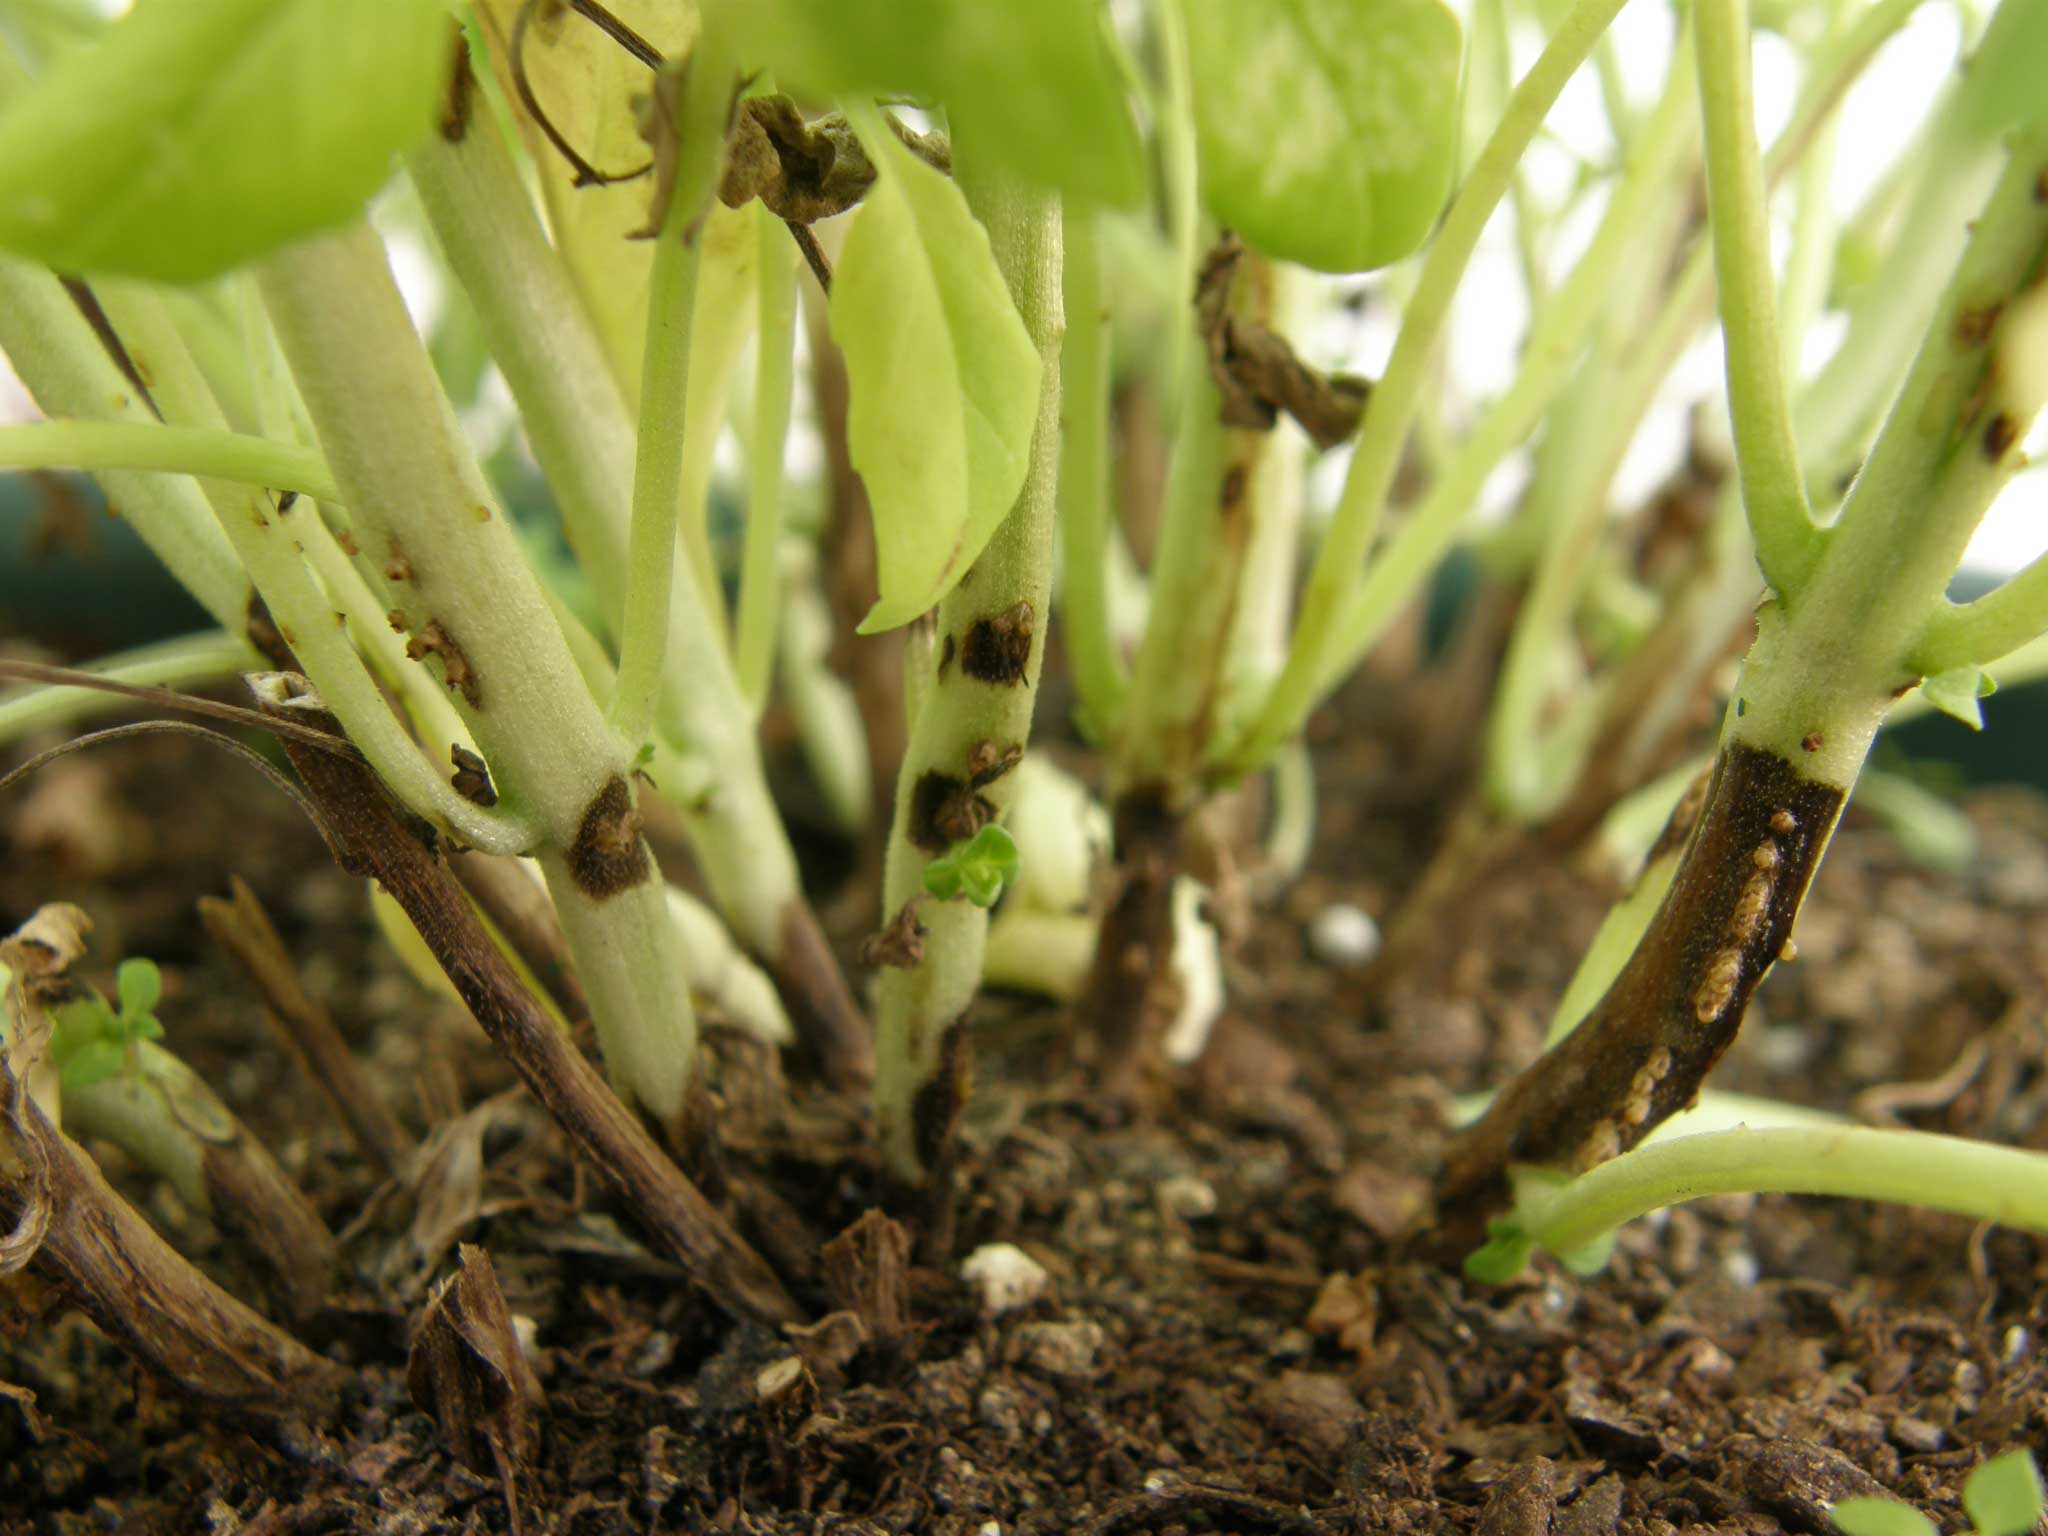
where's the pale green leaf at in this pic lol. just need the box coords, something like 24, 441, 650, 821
1829, 1500, 1937, 1536
714, 0, 1142, 205
115, 957, 161, 1020
829, 118, 1042, 634
1462, 1219, 1533, 1284
59, 1037, 126, 1093
0, 0, 454, 282
1185, 0, 1465, 273
924, 824, 1021, 907
1921, 667, 1997, 731
1964, 1451, 2046, 1536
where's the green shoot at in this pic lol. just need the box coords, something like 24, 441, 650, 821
1833, 1449, 2046, 1536
49, 957, 165, 1093
922, 825, 1021, 909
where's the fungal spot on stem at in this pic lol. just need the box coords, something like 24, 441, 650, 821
1574, 1120, 1622, 1172
1984, 412, 2019, 462
387, 609, 409, 634
911, 1021, 971, 1181
1779, 938, 1799, 963
938, 633, 956, 679
276, 491, 299, 515
406, 621, 482, 708
567, 776, 651, 898
1956, 303, 2002, 348
384, 552, 413, 583
450, 745, 496, 807
1692, 945, 1743, 1023
1800, 732, 1823, 753
1731, 872, 1772, 942
965, 739, 1023, 790
440, 37, 475, 143
859, 899, 927, 969
1770, 809, 1798, 836
335, 528, 359, 557
908, 771, 995, 854
1750, 841, 1780, 874
1621, 1047, 1673, 1128
960, 602, 1034, 686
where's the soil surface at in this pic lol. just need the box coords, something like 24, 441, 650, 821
2, 687, 2046, 1536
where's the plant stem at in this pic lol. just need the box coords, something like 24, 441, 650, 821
1516, 1125, 2048, 1261
0, 259, 248, 631
1057, 209, 1128, 739
610, 208, 703, 749
735, 204, 796, 714
258, 221, 701, 1143
873, 169, 1063, 1204
1226, 0, 1631, 776
0, 631, 258, 745
0, 421, 338, 501
1696, 0, 1822, 597
407, 104, 870, 1083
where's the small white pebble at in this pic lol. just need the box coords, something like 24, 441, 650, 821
961, 1242, 1050, 1316
980, 1524, 1002, 1536
755, 1356, 804, 1401
1309, 903, 1381, 967
1720, 1249, 1760, 1287
511, 1313, 542, 1370
1156, 1175, 1217, 1220
2003, 1325, 2031, 1364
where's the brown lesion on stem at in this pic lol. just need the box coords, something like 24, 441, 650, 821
405, 620, 482, 710
901, 1020, 970, 1262
566, 774, 652, 899
250, 674, 802, 1327
1425, 741, 1844, 1262
1079, 785, 1186, 1100
720, 95, 951, 226
959, 601, 1035, 686
1196, 235, 1370, 451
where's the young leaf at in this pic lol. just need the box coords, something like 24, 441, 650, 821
0, 0, 454, 282
716, 0, 1142, 205
1921, 667, 1997, 731
923, 825, 1022, 908
1462, 1219, 1534, 1284
1184, 0, 1464, 273
58, 1037, 127, 1094
829, 115, 1043, 634
115, 957, 161, 1020
1963, 1451, 2047, 1536
1828, 1499, 1938, 1536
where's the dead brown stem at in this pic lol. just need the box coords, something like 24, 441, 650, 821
251, 675, 802, 1328
201, 876, 416, 1181
446, 852, 592, 1028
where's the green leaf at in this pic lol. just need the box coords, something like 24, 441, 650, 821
923, 824, 1021, 908
715, 0, 1142, 205
115, 957, 161, 1020
829, 111, 1042, 634
1964, 1451, 2046, 1536
1462, 1218, 1534, 1284
47, 993, 116, 1068
58, 1037, 127, 1093
1921, 667, 1997, 731
0, 0, 454, 282
130, 1013, 166, 1044
1829, 1499, 1938, 1536
1184, 0, 1465, 273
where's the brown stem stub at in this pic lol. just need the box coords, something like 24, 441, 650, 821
1428, 742, 1844, 1261
1079, 787, 1185, 1097
567, 775, 652, 898
771, 901, 875, 1086
960, 601, 1034, 686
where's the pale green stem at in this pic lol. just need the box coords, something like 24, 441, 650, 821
611, 223, 702, 749
1776, 106, 1841, 377
735, 204, 796, 714
1227, 0, 1633, 775
88, 278, 530, 852
1515, 1125, 2048, 1261
406, 104, 817, 978
0, 421, 338, 502
1697, 0, 1822, 595
259, 222, 699, 1138
874, 171, 1063, 1186
1295, 35, 1697, 716
0, 259, 248, 631
777, 547, 872, 833
1155, 0, 1200, 427
1057, 209, 1128, 739
0, 631, 258, 746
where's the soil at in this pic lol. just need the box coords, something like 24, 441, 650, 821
2, 683, 2046, 1536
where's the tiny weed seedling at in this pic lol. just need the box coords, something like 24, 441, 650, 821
0, 0, 2045, 1455
1833, 1449, 2047, 1536
48, 956, 163, 1092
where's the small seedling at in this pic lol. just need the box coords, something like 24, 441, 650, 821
922, 825, 1021, 908
48, 957, 165, 1093
1833, 1449, 2046, 1536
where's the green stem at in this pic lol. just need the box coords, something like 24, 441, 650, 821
1226, 0, 1632, 776
1914, 494, 2048, 673
258, 221, 701, 1141
735, 204, 796, 714
0, 631, 258, 746
0, 421, 338, 502
1057, 209, 1128, 739
611, 218, 703, 748
1697, 0, 1821, 596
1515, 1125, 2048, 1261
874, 170, 1063, 1190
